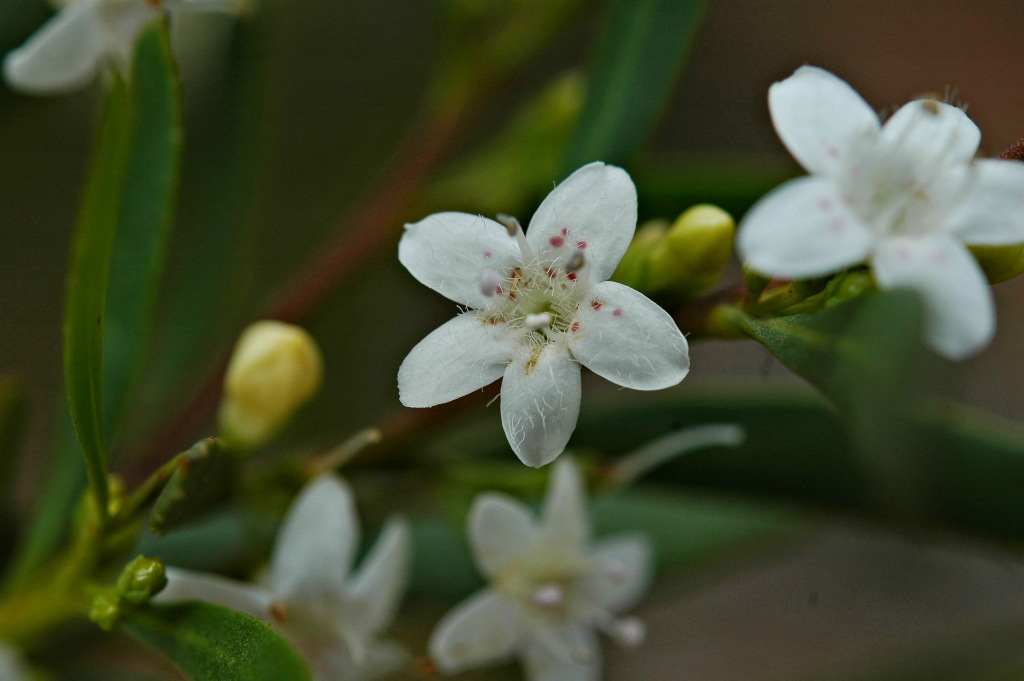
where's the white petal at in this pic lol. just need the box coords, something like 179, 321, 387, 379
522, 625, 600, 681
872, 236, 995, 360
399, 212, 521, 308
585, 535, 652, 613
540, 457, 590, 548
157, 567, 272, 619
738, 176, 874, 278
348, 518, 410, 635
3, 1, 106, 95
526, 162, 637, 282
398, 313, 515, 408
105, 3, 162, 66
500, 344, 582, 468
570, 280, 689, 390
768, 65, 880, 176
947, 159, 1024, 245
428, 590, 525, 674
880, 99, 980, 171
468, 493, 536, 577
0, 641, 32, 681
270, 473, 359, 602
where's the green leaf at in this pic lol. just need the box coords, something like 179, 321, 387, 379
103, 23, 182, 438
724, 291, 938, 515
563, 0, 708, 170
62, 75, 134, 520
7, 23, 181, 584
123, 602, 310, 681
150, 439, 235, 536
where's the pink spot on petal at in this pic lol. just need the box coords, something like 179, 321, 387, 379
577, 241, 587, 249
570, 321, 580, 333
549, 236, 565, 247
896, 246, 912, 263
483, 251, 492, 259
591, 300, 603, 311
567, 272, 577, 281
927, 252, 948, 266
612, 309, 623, 317
561, 228, 569, 235
826, 146, 840, 158
818, 199, 833, 211
829, 218, 845, 234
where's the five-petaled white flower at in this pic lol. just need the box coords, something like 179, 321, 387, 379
158, 473, 410, 681
4, 0, 241, 95
429, 457, 652, 681
737, 66, 1024, 360
398, 162, 690, 467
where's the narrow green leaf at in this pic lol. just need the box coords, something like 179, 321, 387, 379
563, 0, 708, 170
150, 439, 235, 536
62, 76, 134, 520
104, 23, 182, 437
123, 602, 310, 681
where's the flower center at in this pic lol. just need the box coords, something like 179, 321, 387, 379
478, 258, 586, 347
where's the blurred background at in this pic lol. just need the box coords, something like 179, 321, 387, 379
3, 0, 1024, 679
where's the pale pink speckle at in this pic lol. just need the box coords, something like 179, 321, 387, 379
896, 245, 912, 262
612, 309, 623, 317
927, 252, 948, 266
818, 198, 833, 211
829, 218, 845, 234
826, 145, 840, 159
560, 228, 569, 235
549, 236, 565, 247
483, 251, 492, 259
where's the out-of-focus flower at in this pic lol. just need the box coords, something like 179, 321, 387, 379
0, 640, 31, 681
737, 65, 1024, 359
3, 0, 243, 95
158, 474, 410, 681
218, 320, 324, 450
429, 457, 652, 681
398, 162, 690, 467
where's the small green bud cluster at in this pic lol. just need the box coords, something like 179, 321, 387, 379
613, 204, 735, 300
89, 556, 168, 631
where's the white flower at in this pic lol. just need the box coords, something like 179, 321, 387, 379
158, 473, 411, 681
3, 0, 241, 95
0, 641, 31, 681
398, 162, 690, 467
737, 66, 1024, 360
429, 457, 652, 681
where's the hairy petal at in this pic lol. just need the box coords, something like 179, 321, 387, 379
768, 65, 880, 176
738, 176, 873, 278
157, 567, 272, 619
946, 159, 1024, 245
398, 313, 515, 408
500, 345, 582, 468
873, 236, 995, 360
399, 212, 520, 308
880, 99, 981, 173
571, 281, 689, 390
526, 162, 637, 282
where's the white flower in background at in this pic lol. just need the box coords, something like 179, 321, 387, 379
429, 457, 652, 681
3, 0, 242, 95
158, 474, 410, 681
737, 65, 1024, 360
398, 162, 690, 467
0, 640, 31, 681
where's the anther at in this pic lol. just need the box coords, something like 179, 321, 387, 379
564, 250, 585, 273
532, 583, 564, 608
479, 268, 504, 297
497, 213, 534, 262
608, 617, 646, 648
268, 601, 290, 624
525, 313, 553, 331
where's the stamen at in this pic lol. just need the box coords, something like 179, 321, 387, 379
497, 213, 534, 262
608, 617, 646, 648
479, 268, 504, 297
532, 583, 565, 608
564, 250, 585, 273
525, 312, 552, 331
268, 601, 290, 624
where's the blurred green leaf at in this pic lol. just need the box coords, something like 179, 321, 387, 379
104, 23, 182, 438
62, 75, 134, 520
563, 0, 708, 170
123, 602, 310, 681
150, 439, 234, 536
724, 291, 937, 515
7, 24, 182, 586
423, 384, 1024, 544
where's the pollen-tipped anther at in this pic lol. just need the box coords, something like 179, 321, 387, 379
565, 250, 585, 273
532, 584, 565, 608
496, 213, 534, 261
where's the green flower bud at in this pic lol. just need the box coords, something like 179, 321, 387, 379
218, 321, 323, 450
610, 220, 667, 290
969, 243, 1024, 284
116, 555, 167, 604
648, 204, 736, 298
89, 593, 121, 632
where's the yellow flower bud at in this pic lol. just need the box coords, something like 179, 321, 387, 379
610, 220, 668, 290
969, 243, 1024, 284
647, 204, 735, 298
218, 321, 323, 449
